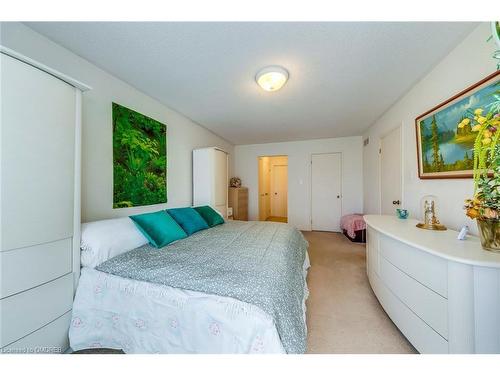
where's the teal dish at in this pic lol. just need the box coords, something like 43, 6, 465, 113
396, 208, 409, 219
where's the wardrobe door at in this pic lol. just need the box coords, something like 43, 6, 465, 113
1, 54, 76, 251
213, 149, 228, 217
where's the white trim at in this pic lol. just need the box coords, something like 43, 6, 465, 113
378, 136, 382, 215
400, 121, 406, 209
193, 146, 228, 154
0, 46, 91, 91
73, 90, 82, 291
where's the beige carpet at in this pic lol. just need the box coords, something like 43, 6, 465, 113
303, 231, 417, 354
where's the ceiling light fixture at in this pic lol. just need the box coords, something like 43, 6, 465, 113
255, 66, 289, 92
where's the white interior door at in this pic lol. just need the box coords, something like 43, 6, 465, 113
271, 165, 288, 217
258, 157, 272, 220
311, 153, 342, 232
380, 126, 402, 215
258, 158, 266, 220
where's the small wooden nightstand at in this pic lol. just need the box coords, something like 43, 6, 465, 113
228, 187, 248, 221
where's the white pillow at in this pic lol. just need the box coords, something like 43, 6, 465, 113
80, 217, 148, 268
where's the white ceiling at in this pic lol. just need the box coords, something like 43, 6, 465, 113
26, 22, 477, 145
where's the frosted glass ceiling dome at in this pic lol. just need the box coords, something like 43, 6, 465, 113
255, 66, 289, 92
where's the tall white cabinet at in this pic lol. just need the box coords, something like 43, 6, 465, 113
0, 48, 89, 353
193, 147, 229, 218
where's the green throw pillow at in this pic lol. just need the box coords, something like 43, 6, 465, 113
167, 207, 209, 235
130, 210, 187, 248
194, 206, 225, 227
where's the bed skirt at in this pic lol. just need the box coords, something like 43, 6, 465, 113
69, 253, 310, 354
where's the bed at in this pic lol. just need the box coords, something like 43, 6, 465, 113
340, 214, 366, 243
69, 220, 310, 354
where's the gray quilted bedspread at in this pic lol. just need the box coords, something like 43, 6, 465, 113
96, 220, 309, 353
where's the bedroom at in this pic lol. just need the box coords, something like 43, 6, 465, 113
1, 0, 500, 373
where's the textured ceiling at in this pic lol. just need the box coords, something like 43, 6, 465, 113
27, 22, 477, 145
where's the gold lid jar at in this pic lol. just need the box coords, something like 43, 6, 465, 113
416, 195, 447, 231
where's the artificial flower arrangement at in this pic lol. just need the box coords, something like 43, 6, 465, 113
463, 108, 500, 251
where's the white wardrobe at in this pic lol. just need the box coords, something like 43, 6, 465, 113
193, 147, 229, 218
0, 48, 89, 353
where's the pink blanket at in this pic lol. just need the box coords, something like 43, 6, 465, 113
340, 214, 366, 239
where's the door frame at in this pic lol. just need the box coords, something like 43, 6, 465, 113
378, 123, 404, 214
310, 152, 343, 232
257, 155, 288, 221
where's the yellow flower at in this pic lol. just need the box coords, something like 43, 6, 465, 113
483, 130, 492, 138
482, 137, 492, 145
462, 118, 471, 125
458, 123, 465, 128
472, 124, 482, 132
477, 116, 487, 124
466, 207, 479, 219
474, 108, 483, 116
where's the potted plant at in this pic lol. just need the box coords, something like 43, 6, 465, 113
464, 108, 500, 252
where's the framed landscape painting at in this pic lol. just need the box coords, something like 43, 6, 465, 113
416, 71, 500, 179
112, 102, 167, 208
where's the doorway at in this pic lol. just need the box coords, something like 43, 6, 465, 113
311, 153, 342, 231
380, 126, 402, 215
258, 156, 288, 223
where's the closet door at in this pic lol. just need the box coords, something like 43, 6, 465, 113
311, 153, 342, 232
1, 54, 76, 251
213, 149, 228, 217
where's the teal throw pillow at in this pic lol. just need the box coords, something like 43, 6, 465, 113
167, 207, 209, 236
130, 210, 187, 248
193, 205, 225, 227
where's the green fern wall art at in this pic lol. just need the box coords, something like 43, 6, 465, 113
112, 103, 167, 208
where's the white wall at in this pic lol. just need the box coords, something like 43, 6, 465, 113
234, 136, 363, 230
363, 23, 498, 233
0, 22, 234, 222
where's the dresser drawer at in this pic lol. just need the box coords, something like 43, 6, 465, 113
0, 238, 72, 298
370, 270, 448, 353
236, 207, 248, 216
2, 311, 71, 354
380, 235, 447, 297
0, 273, 73, 347
380, 256, 448, 339
237, 188, 248, 196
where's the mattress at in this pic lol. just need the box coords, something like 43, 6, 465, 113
70, 221, 310, 353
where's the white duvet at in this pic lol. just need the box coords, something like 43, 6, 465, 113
69, 253, 310, 354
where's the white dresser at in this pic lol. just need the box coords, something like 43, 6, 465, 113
193, 147, 229, 218
365, 215, 500, 353
0, 47, 90, 353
